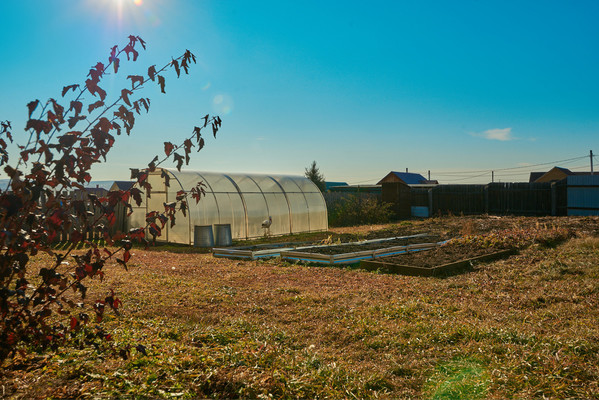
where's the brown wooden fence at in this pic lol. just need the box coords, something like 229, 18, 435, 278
388, 182, 567, 218
46, 189, 130, 243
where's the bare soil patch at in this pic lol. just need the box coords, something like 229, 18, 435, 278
298, 235, 441, 255
379, 243, 500, 268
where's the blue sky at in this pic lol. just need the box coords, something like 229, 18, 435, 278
1, 0, 598, 184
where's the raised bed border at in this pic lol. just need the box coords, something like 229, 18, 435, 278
359, 248, 518, 276
212, 242, 300, 260
213, 233, 431, 261
280, 241, 440, 265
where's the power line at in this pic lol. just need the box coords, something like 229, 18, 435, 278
346, 153, 593, 185
432, 155, 588, 176
441, 172, 494, 182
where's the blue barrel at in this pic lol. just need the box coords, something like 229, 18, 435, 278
214, 223, 232, 246
194, 225, 214, 247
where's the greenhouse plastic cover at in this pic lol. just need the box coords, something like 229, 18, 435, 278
129, 169, 328, 244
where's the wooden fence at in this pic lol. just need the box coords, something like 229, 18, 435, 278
47, 189, 130, 242
387, 181, 567, 218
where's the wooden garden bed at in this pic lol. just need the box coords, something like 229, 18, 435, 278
280, 234, 439, 265
360, 248, 517, 276
214, 234, 433, 261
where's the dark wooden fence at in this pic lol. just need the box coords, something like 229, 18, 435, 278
47, 189, 130, 242
385, 182, 567, 218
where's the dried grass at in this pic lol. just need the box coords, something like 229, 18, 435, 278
2, 216, 599, 399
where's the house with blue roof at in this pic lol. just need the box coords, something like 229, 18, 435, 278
377, 171, 437, 186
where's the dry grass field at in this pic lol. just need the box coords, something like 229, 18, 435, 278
2, 216, 599, 399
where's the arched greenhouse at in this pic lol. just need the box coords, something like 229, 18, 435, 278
128, 168, 328, 244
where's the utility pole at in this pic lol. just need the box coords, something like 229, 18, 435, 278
491, 171, 494, 183
591, 150, 594, 175
428, 170, 431, 180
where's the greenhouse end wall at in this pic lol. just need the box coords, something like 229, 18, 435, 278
129, 169, 328, 244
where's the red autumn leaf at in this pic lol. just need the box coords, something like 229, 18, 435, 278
25, 119, 52, 134
139, 98, 150, 113
123, 249, 131, 263
123, 43, 139, 61
58, 132, 80, 148
183, 138, 193, 152
113, 297, 122, 310
116, 258, 128, 271
88, 101, 104, 113
71, 230, 84, 243
183, 49, 196, 64
164, 141, 174, 156
70, 100, 83, 115
161, 168, 171, 187
68, 115, 86, 129
70, 317, 78, 330
113, 57, 120, 73
148, 155, 158, 172
172, 152, 184, 171
49, 99, 65, 122
147, 65, 156, 81
132, 100, 141, 115
130, 188, 143, 206
127, 75, 144, 89
27, 100, 40, 118
95, 117, 112, 133
129, 227, 145, 240
121, 89, 133, 107
180, 200, 187, 217
193, 126, 201, 140
157, 75, 166, 93
20, 149, 30, 162
106, 212, 116, 226
171, 58, 180, 77
62, 84, 79, 97
86, 79, 107, 101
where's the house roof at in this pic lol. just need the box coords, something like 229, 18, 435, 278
530, 166, 595, 183
325, 181, 348, 190
377, 171, 428, 185
111, 181, 135, 191
529, 172, 545, 183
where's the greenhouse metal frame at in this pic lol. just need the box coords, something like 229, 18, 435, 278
129, 168, 328, 244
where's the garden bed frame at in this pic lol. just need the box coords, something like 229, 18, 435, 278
359, 248, 517, 276
213, 233, 431, 261
280, 234, 438, 265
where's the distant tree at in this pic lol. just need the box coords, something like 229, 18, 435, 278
305, 161, 326, 192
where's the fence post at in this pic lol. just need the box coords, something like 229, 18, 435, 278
428, 189, 433, 217
551, 182, 556, 216
484, 185, 489, 214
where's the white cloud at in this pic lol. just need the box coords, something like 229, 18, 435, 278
472, 127, 515, 141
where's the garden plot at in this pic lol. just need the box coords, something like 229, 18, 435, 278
360, 243, 517, 276
213, 233, 434, 261
212, 242, 312, 260
280, 233, 439, 265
